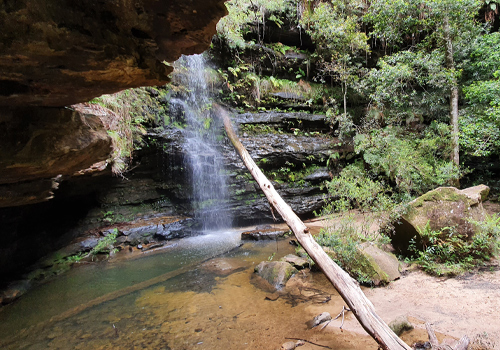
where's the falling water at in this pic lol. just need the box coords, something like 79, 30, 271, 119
170, 54, 232, 230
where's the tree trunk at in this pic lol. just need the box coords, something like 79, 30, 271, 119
214, 104, 412, 350
443, 16, 460, 168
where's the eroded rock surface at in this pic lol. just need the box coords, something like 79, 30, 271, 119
392, 185, 489, 253
0, 0, 227, 107
254, 261, 298, 290
0, 107, 112, 207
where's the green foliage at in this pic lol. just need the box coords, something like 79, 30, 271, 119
323, 161, 394, 213
408, 217, 500, 276
301, 1, 368, 116
365, 0, 482, 49
89, 88, 160, 175
354, 126, 460, 195
90, 229, 119, 258
315, 226, 372, 284
460, 33, 500, 158
362, 50, 451, 125
216, 0, 297, 49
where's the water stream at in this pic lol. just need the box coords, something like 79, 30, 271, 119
169, 54, 231, 230
0, 230, 325, 350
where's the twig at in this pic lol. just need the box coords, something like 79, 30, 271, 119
233, 311, 244, 320
333, 306, 351, 331
320, 320, 331, 330
285, 338, 332, 349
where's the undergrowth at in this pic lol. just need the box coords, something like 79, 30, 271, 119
88, 88, 159, 175
407, 215, 500, 276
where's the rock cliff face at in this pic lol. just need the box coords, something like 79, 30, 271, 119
0, 0, 229, 285
0, 0, 228, 207
0, 107, 112, 207
0, 0, 227, 107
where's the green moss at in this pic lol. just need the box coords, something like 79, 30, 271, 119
412, 187, 468, 208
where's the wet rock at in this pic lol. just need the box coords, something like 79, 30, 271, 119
1, 280, 31, 305
391, 185, 489, 253
254, 261, 298, 290
200, 258, 247, 276
280, 254, 309, 269
271, 92, 305, 100
234, 112, 330, 131
304, 168, 331, 183
388, 315, 414, 336
142, 243, 165, 251
241, 229, 288, 240
155, 219, 195, 239
118, 218, 194, 245
306, 312, 332, 329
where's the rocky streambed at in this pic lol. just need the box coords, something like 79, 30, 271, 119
1, 220, 498, 350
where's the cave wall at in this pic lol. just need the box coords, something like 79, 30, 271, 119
0, 0, 228, 207
0, 0, 228, 107
0, 0, 229, 287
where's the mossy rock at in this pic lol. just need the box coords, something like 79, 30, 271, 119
392, 185, 489, 253
388, 315, 414, 336
359, 243, 401, 285
322, 244, 400, 286
254, 261, 298, 290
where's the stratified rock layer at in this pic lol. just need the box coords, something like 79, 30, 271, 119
0, 0, 227, 107
0, 107, 112, 207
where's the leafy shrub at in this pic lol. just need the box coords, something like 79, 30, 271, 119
354, 125, 460, 196
88, 88, 158, 175
90, 229, 119, 258
408, 217, 500, 276
314, 226, 373, 284
323, 161, 394, 213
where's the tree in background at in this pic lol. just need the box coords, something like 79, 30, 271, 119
216, 0, 298, 49
365, 0, 483, 167
460, 32, 500, 158
301, 0, 369, 118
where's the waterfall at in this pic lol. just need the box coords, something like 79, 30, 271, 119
169, 54, 232, 231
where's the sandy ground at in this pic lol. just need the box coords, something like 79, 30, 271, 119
362, 263, 500, 349
300, 210, 500, 350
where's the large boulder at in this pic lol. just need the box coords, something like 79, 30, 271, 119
359, 243, 401, 285
391, 185, 489, 253
323, 243, 400, 286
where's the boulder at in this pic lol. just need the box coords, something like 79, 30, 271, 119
322, 243, 400, 286
254, 261, 298, 290
388, 315, 414, 336
359, 243, 401, 285
392, 185, 489, 253
280, 254, 309, 269
200, 258, 247, 276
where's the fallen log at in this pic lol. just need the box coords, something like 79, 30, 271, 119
215, 104, 412, 350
